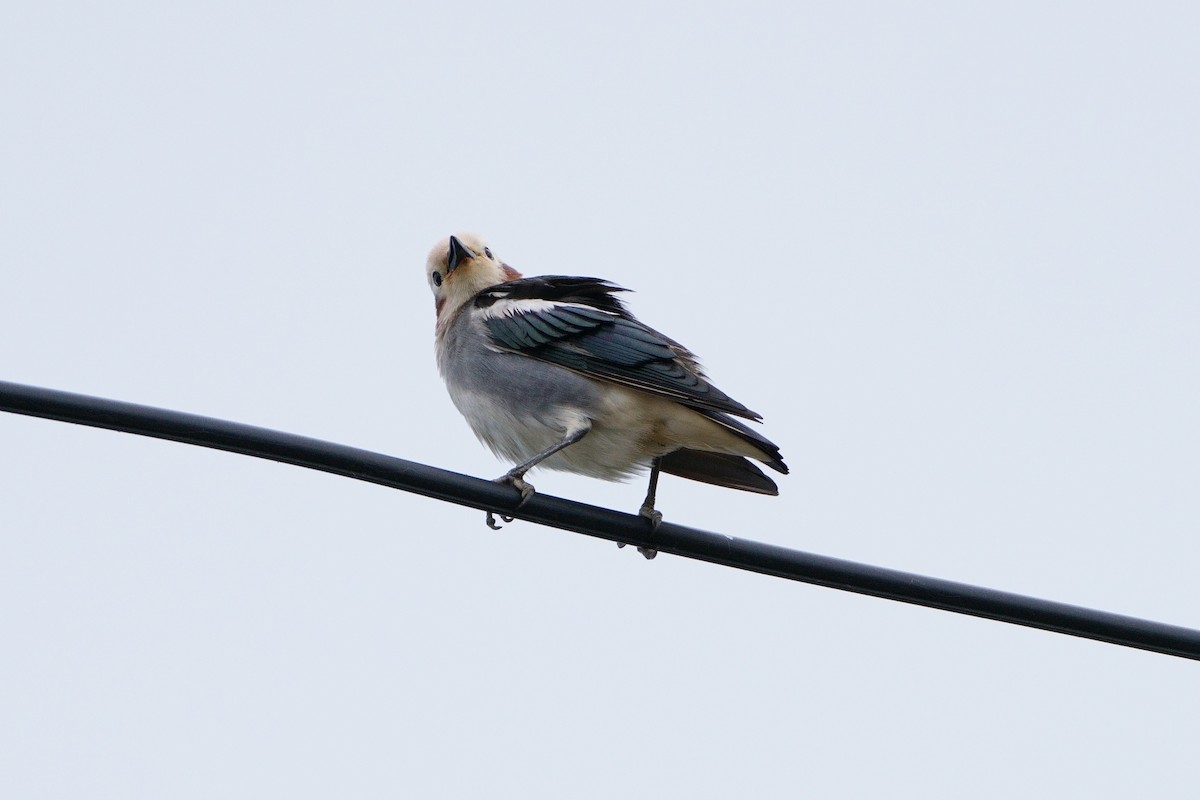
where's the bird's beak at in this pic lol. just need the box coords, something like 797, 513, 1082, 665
447, 235, 475, 274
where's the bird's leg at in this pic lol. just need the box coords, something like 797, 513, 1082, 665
485, 423, 591, 528
638, 457, 664, 529
618, 457, 662, 559
495, 424, 591, 502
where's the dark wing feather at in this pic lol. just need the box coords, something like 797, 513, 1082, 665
693, 409, 788, 474
476, 277, 761, 420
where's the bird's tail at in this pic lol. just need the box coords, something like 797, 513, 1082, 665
658, 450, 779, 495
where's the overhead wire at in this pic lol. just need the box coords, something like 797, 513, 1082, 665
2, 379, 1198, 662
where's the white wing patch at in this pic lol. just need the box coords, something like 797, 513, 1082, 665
476, 297, 610, 321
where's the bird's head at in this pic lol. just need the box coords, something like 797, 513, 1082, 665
426, 233, 522, 322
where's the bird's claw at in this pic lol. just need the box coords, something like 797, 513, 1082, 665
485, 510, 515, 530
617, 541, 658, 559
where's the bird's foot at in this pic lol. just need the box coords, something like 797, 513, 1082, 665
484, 471, 534, 529
638, 503, 663, 531
637, 503, 661, 559
614, 504, 661, 559
493, 470, 536, 506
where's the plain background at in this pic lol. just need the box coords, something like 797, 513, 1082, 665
2, 2, 1198, 797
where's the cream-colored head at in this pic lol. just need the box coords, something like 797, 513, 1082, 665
426, 233, 522, 323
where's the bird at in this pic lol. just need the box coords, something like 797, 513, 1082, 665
426, 233, 787, 557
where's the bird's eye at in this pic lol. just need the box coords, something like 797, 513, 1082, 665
432, 271, 443, 287
484, 247, 493, 259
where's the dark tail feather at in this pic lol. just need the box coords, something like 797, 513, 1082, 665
658, 449, 779, 495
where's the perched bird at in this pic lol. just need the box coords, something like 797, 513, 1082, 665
426, 233, 787, 557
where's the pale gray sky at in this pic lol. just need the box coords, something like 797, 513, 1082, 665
2, 2, 1198, 797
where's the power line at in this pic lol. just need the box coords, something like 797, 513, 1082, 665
2, 378, 1198, 662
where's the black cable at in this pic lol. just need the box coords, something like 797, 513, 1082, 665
2, 379, 1198, 661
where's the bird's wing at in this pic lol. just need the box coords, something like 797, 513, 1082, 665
474, 276, 761, 420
